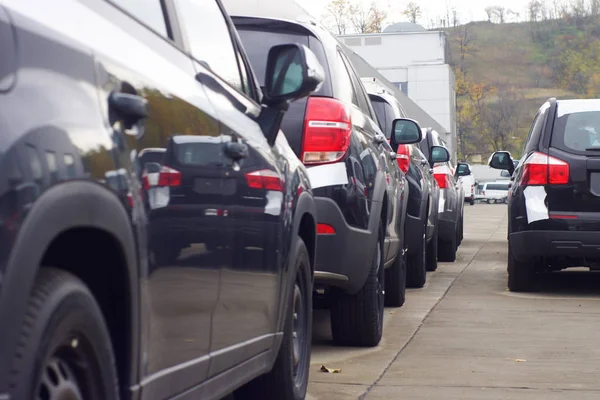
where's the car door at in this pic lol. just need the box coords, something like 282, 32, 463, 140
339, 51, 403, 261
412, 144, 438, 235
84, 1, 223, 397
174, 0, 282, 377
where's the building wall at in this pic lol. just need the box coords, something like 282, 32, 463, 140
341, 31, 458, 161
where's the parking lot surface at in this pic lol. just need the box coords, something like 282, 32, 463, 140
307, 204, 600, 399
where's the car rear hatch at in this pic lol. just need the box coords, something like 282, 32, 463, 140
541, 101, 600, 229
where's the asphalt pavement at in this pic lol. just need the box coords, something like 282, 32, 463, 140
307, 204, 600, 400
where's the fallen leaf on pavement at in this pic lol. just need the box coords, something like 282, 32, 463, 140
514, 359, 527, 363
320, 365, 342, 373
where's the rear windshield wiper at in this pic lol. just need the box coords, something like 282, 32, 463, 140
586, 147, 600, 151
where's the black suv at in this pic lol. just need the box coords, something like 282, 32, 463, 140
417, 129, 464, 262
490, 98, 600, 291
0, 1, 323, 399
368, 91, 441, 286
232, 14, 419, 346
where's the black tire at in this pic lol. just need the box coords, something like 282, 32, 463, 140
385, 245, 406, 307
507, 239, 537, 292
406, 221, 427, 288
458, 215, 464, 246
330, 224, 384, 347
470, 198, 475, 206
438, 224, 457, 262
238, 238, 312, 399
426, 222, 439, 272
8, 268, 119, 400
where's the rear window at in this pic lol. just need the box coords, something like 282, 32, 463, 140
139, 151, 165, 166
172, 141, 224, 167
234, 25, 328, 157
552, 107, 600, 152
370, 96, 395, 139
486, 183, 509, 191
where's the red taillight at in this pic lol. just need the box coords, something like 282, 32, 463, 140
143, 166, 181, 189
520, 152, 569, 186
433, 166, 451, 189
396, 144, 410, 173
245, 170, 283, 191
317, 223, 336, 235
550, 214, 578, 219
301, 97, 352, 165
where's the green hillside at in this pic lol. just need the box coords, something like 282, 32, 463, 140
445, 15, 600, 160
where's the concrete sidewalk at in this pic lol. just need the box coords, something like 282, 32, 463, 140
308, 204, 600, 399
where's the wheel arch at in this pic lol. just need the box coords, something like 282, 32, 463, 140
0, 181, 139, 394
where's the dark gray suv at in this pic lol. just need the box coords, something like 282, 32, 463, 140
0, 1, 324, 399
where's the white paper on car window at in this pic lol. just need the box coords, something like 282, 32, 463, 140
306, 162, 349, 189
523, 186, 549, 223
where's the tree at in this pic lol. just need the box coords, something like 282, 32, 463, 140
346, 1, 387, 33
528, 0, 543, 23
456, 25, 478, 77
483, 85, 523, 152
403, 2, 422, 24
325, 0, 350, 35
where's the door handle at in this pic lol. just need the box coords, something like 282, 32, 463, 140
374, 134, 386, 144
109, 92, 149, 129
224, 141, 249, 161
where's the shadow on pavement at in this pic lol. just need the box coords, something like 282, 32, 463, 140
536, 270, 600, 297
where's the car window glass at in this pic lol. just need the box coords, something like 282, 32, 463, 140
173, 141, 224, 167
110, 0, 168, 37
553, 109, 600, 152
335, 52, 358, 106
522, 113, 541, 157
177, 0, 243, 91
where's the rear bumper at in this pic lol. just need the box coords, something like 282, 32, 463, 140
313, 197, 375, 294
510, 230, 600, 261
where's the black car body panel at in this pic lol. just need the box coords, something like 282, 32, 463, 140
502, 98, 600, 266
233, 16, 408, 294
368, 92, 440, 255
0, 1, 317, 398
418, 129, 463, 244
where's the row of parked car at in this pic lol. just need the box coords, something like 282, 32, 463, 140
0, 1, 463, 399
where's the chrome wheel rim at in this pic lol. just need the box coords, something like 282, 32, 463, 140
37, 357, 83, 400
291, 281, 306, 381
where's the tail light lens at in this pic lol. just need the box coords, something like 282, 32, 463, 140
396, 144, 410, 173
433, 166, 452, 189
317, 223, 336, 234
245, 169, 283, 191
520, 151, 569, 186
301, 97, 352, 165
143, 166, 181, 189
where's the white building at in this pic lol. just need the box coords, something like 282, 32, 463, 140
340, 23, 457, 160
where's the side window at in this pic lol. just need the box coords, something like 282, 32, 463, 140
336, 52, 358, 106
339, 52, 370, 114
522, 112, 543, 157
109, 0, 169, 37
177, 0, 243, 92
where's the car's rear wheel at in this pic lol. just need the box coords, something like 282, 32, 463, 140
406, 220, 427, 288
507, 239, 537, 292
469, 197, 475, 206
330, 224, 384, 347
385, 241, 406, 307
238, 238, 312, 399
438, 223, 457, 262
426, 221, 439, 272
8, 268, 119, 400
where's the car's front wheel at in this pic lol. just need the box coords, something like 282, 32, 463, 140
385, 240, 407, 307
238, 238, 312, 399
426, 221, 439, 272
330, 223, 384, 347
8, 268, 119, 400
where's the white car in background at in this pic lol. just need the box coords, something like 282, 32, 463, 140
456, 162, 476, 205
481, 181, 511, 204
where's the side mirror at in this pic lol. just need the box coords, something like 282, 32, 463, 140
391, 118, 422, 145
259, 44, 324, 146
263, 44, 324, 106
430, 145, 450, 166
489, 151, 515, 175
456, 162, 470, 177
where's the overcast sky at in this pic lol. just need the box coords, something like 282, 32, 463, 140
300, 0, 531, 28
